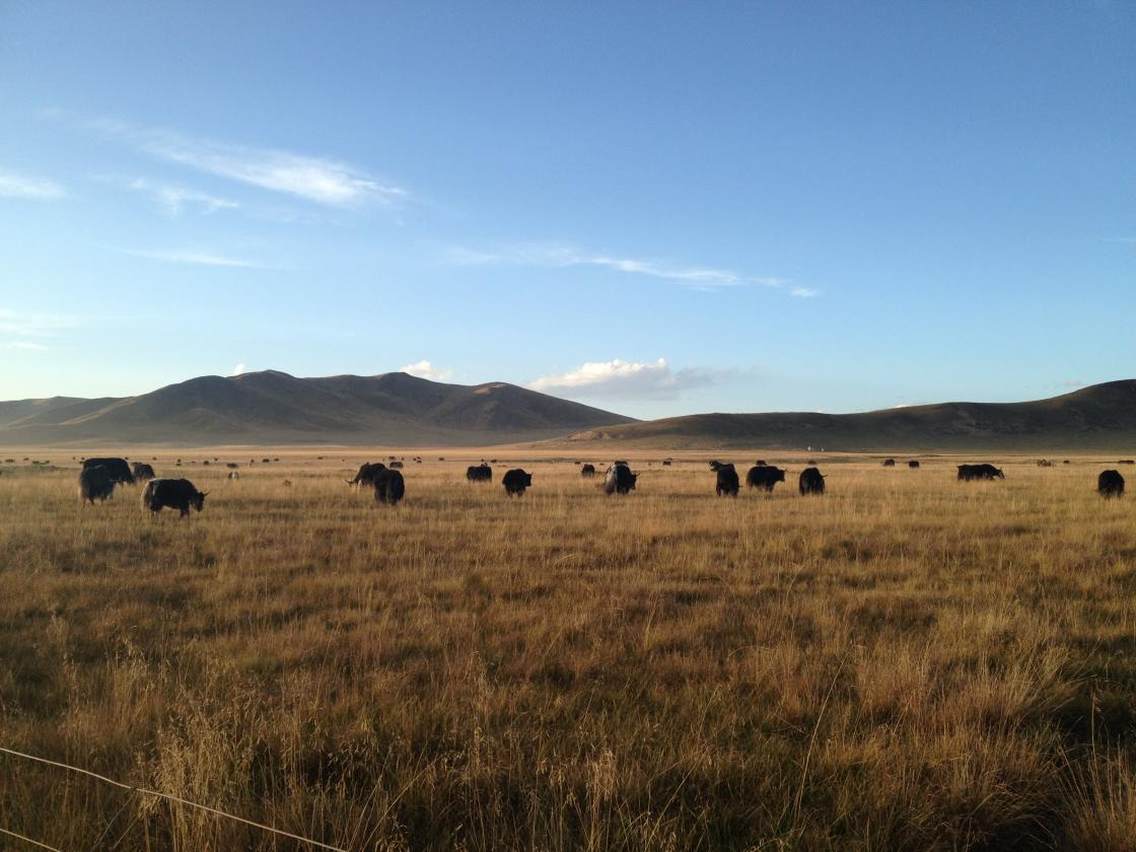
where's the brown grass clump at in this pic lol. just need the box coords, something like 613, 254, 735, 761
1, 451, 1135, 850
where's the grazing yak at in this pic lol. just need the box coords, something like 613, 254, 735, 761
908, 460, 921, 469
227, 471, 240, 480
502, 469, 533, 496
466, 464, 493, 482
799, 467, 826, 495
81, 457, 135, 485
957, 463, 1004, 481
746, 465, 786, 492
662, 459, 672, 466
708, 460, 726, 472
79, 466, 116, 504
604, 463, 637, 495
1099, 470, 1125, 498
131, 462, 156, 482
347, 462, 386, 487
389, 461, 404, 469
715, 463, 740, 497
373, 468, 405, 505
142, 478, 207, 517
580, 463, 597, 478
882, 458, 896, 467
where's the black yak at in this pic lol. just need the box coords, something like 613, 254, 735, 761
373, 468, 405, 505
82, 457, 135, 485
466, 464, 492, 482
142, 478, 207, 517
79, 466, 116, 504
131, 462, 156, 481
715, 464, 740, 497
503, 469, 532, 496
1099, 469, 1125, 498
746, 465, 786, 492
604, 463, 637, 495
957, 464, 1004, 481
799, 467, 826, 495
347, 462, 386, 487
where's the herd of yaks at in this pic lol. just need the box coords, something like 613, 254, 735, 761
67, 454, 1130, 518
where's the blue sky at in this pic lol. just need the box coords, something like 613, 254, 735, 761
1, 1, 1132, 419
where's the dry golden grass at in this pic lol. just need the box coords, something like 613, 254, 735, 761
2, 450, 1136, 850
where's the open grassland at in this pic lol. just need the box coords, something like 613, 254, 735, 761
2, 451, 1136, 850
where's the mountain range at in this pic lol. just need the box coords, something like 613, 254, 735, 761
2, 372, 1135, 450
0, 370, 634, 446
567, 380, 1136, 450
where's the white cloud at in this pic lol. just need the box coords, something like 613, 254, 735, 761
116, 176, 239, 215
530, 357, 722, 399
69, 114, 406, 207
447, 243, 812, 294
230, 362, 248, 376
0, 309, 78, 337
2, 340, 50, 351
0, 169, 65, 200
123, 248, 267, 269
400, 360, 453, 381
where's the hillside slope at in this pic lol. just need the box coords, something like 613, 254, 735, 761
0, 370, 635, 446
566, 381, 1136, 450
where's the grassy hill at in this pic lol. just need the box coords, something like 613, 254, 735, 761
565, 380, 1136, 450
0, 370, 635, 446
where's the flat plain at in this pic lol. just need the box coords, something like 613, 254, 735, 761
2, 450, 1135, 851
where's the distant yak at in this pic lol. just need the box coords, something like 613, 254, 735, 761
604, 463, 637, 495
957, 463, 1004, 482
373, 468, 405, 505
131, 462, 156, 482
1099, 469, 1125, 498
908, 460, 921, 469
79, 466, 116, 504
746, 465, 786, 492
882, 458, 896, 467
502, 469, 532, 496
347, 462, 387, 487
81, 457, 135, 485
715, 463, 740, 497
466, 464, 492, 482
580, 463, 597, 478
142, 478, 207, 517
799, 467, 826, 495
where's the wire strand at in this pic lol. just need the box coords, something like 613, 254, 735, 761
0, 746, 347, 852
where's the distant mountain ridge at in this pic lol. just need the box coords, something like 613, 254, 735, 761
566, 381, 1136, 451
0, 370, 636, 446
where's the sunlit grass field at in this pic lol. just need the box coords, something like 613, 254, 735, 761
2, 450, 1135, 850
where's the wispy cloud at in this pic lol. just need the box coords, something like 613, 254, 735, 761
0, 309, 78, 337
106, 176, 239, 216
122, 248, 268, 269
400, 360, 453, 381
530, 357, 723, 400
0, 169, 65, 200
63, 113, 407, 207
0, 309, 78, 352
447, 243, 812, 295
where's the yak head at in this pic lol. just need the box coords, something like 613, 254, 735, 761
193, 490, 208, 512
